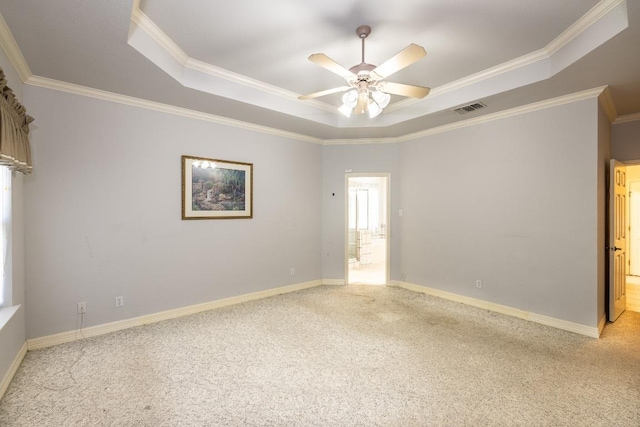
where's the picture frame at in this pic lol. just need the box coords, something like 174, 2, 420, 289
182, 155, 253, 219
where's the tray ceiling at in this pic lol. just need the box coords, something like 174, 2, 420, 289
0, 0, 638, 140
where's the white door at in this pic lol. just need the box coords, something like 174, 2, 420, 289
630, 181, 640, 276
609, 160, 627, 322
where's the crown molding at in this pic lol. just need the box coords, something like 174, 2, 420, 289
328, 87, 608, 145
130, 6, 336, 115
0, 11, 32, 82
395, 87, 608, 143
385, 49, 549, 113
130, 7, 188, 65
130, 0, 627, 128
385, 0, 626, 114
186, 57, 334, 113
323, 137, 400, 146
25, 75, 323, 145
613, 112, 640, 124
598, 86, 618, 123
25, 74, 607, 146
0, 0, 628, 131
547, 0, 626, 56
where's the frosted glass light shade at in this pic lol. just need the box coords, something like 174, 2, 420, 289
372, 90, 391, 108
368, 100, 382, 118
342, 90, 358, 108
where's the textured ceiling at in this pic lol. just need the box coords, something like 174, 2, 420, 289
0, 0, 638, 140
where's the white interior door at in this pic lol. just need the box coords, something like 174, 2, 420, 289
630, 181, 640, 276
609, 159, 627, 322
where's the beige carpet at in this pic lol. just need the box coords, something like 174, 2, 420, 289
1, 285, 639, 426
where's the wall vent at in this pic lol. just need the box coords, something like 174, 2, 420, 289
453, 102, 487, 114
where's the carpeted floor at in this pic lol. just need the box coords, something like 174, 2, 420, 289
1, 285, 639, 426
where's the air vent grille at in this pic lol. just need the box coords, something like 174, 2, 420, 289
453, 102, 487, 114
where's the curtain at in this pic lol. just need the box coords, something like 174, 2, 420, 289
0, 67, 33, 174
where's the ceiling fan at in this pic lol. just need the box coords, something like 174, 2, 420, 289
299, 25, 430, 118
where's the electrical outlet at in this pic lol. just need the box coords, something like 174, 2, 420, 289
115, 296, 124, 307
290, 268, 295, 276
77, 302, 87, 314
476, 280, 482, 289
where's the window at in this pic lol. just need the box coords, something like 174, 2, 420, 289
0, 166, 10, 307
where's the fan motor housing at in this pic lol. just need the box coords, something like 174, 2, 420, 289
349, 63, 376, 76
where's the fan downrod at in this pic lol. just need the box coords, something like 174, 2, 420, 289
350, 25, 375, 75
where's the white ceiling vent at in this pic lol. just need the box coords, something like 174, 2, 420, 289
453, 102, 487, 114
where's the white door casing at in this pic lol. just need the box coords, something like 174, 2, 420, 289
345, 174, 390, 285
609, 160, 627, 322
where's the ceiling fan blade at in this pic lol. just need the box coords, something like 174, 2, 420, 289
371, 44, 426, 79
298, 86, 351, 100
308, 53, 355, 79
377, 81, 430, 98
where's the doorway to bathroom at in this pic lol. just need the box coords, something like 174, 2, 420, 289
346, 174, 389, 285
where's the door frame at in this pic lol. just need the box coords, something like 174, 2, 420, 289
344, 173, 391, 285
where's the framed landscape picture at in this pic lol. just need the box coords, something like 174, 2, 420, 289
182, 155, 253, 219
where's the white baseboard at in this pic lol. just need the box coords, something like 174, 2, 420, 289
26, 278, 602, 351
27, 280, 323, 350
390, 281, 600, 338
598, 313, 607, 337
0, 341, 26, 402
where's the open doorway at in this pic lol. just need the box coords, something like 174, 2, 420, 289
346, 174, 389, 285
626, 164, 640, 312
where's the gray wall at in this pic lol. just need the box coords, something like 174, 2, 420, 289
322, 144, 400, 280
23, 86, 322, 339
0, 47, 27, 388
18, 83, 612, 340
397, 99, 601, 327
611, 120, 640, 162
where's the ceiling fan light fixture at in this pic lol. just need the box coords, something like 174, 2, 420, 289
342, 89, 358, 108
302, 24, 429, 119
372, 90, 391, 109
339, 88, 388, 118
368, 99, 382, 118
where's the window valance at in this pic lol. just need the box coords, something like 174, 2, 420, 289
0, 67, 33, 174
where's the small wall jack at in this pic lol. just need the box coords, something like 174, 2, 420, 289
115, 296, 124, 307
476, 280, 483, 289
77, 302, 87, 314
